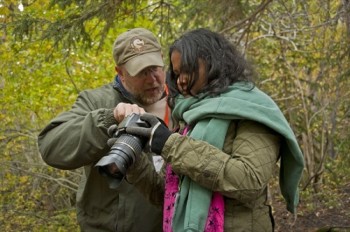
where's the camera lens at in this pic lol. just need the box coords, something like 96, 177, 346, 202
95, 134, 144, 182
95, 113, 149, 189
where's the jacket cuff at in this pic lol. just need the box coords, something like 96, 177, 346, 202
161, 133, 179, 160
103, 108, 118, 128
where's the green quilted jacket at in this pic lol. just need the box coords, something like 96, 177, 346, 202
126, 84, 304, 232
127, 119, 281, 231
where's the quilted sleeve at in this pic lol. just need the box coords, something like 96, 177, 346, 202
161, 120, 281, 203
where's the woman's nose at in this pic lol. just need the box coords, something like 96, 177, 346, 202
177, 75, 188, 94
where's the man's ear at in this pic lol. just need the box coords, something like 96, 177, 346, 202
115, 66, 124, 81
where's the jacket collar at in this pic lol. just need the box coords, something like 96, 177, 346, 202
113, 75, 135, 101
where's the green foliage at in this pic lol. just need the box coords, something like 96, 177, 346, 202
244, 0, 350, 191
1, 163, 80, 231
1, 0, 349, 230
300, 154, 350, 213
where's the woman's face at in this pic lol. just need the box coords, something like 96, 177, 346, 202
170, 50, 207, 97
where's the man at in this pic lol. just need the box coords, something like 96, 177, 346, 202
38, 28, 169, 232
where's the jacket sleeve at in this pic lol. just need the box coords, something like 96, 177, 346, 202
38, 90, 118, 169
161, 120, 281, 203
125, 154, 165, 208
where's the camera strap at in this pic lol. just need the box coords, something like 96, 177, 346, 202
163, 85, 170, 127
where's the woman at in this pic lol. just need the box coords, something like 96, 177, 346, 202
123, 28, 304, 231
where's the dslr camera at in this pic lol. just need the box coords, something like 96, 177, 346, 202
95, 113, 149, 188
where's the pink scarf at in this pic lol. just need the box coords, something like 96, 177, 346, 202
163, 126, 225, 232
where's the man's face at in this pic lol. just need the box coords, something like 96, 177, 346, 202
119, 66, 166, 105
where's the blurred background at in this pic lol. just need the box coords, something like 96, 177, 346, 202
1, 0, 349, 231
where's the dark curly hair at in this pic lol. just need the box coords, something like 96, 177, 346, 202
167, 28, 255, 109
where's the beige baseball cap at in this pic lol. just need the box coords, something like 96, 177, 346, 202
112, 28, 164, 76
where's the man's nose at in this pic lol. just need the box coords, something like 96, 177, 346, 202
144, 70, 159, 81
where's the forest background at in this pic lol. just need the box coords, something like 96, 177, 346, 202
1, 0, 349, 231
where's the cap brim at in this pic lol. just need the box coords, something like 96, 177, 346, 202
124, 51, 164, 76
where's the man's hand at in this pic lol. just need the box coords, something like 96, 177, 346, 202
125, 113, 172, 155
113, 103, 145, 123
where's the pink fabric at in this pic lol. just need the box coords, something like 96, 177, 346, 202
204, 191, 225, 232
163, 164, 179, 232
163, 126, 225, 232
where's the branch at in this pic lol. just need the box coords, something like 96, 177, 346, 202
220, 0, 274, 34
2, 161, 80, 191
65, 63, 80, 94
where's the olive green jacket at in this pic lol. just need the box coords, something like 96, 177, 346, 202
38, 81, 163, 232
127, 120, 281, 232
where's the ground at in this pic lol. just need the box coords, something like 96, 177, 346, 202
273, 183, 350, 232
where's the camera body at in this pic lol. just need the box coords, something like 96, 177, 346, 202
95, 113, 149, 188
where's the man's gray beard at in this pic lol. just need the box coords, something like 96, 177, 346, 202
135, 89, 164, 106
